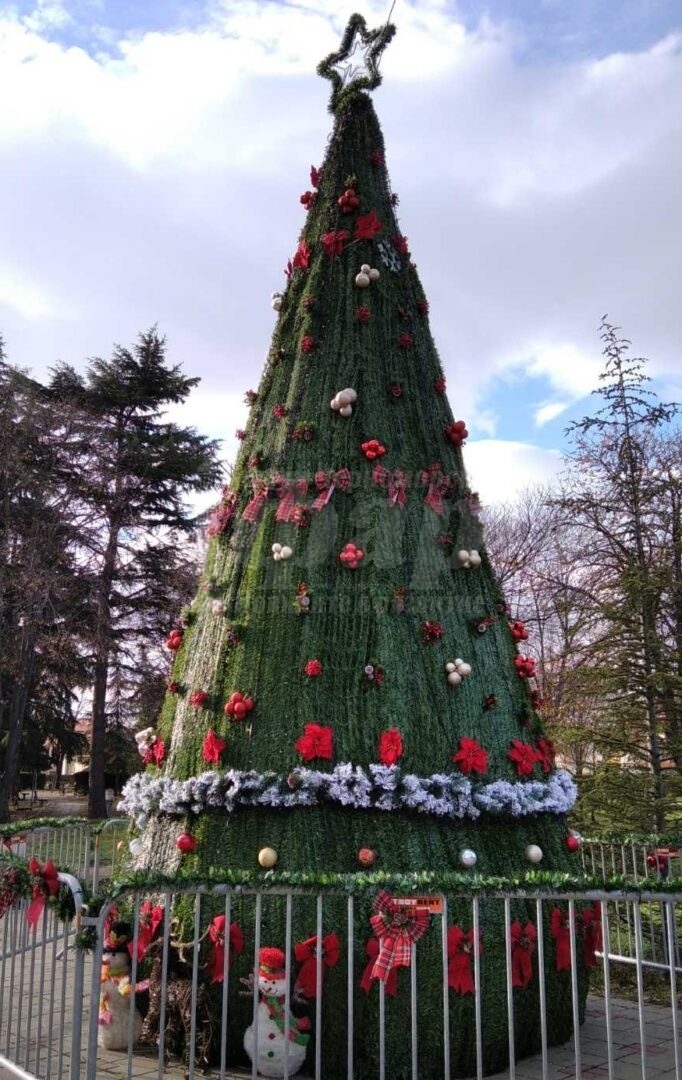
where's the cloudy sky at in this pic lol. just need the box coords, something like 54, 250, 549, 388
1, 0, 680, 505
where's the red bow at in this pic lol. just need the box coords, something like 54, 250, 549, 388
550, 907, 572, 972
206, 490, 237, 538
26, 858, 60, 928
274, 476, 309, 522
242, 478, 270, 522
372, 465, 408, 507
510, 921, 536, 988
582, 905, 602, 968
369, 893, 430, 983
419, 464, 456, 515
207, 916, 245, 983
129, 901, 164, 962
312, 468, 351, 511
447, 925, 481, 994
360, 937, 398, 996
294, 932, 341, 998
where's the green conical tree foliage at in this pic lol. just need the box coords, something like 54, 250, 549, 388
122, 16, 587, 1077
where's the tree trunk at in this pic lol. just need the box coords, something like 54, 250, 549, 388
87, 527, 118, 819
0, 632, 37, 822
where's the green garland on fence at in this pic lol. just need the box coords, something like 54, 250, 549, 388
0, 815, 114, 838
582, 832, 682, 847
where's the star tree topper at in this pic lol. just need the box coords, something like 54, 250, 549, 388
318, 12, 396, 112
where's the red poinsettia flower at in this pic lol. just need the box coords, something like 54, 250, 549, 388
452, 737, 488, 776
417, 299, 429, 316
189, 690, 209, 709
293, 240, 311, 270
354, 210, 383, 240
398, 331, 414, 349
508, 739, 540, 777
304, 659, 323, 677
235, 429, 247, 441
321, 230, 349, 258
379, 728, 403, 765
295, 723, 334, 761
310, 164, 322, 188
143, 737, 166, 767
535, 737, 556, 774
272, 404, 288, 420
301, 335, 315, 354
202, 728, 227, 764
392, 233, 409, 254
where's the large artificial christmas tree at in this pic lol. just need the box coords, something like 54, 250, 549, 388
121, 15, 586, 1077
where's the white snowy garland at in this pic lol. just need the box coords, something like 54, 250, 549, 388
118, 764, 577, 830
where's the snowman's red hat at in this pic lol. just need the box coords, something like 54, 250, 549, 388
258, 946, 286, 979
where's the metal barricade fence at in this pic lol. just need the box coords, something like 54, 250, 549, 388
2, 819, 129, 893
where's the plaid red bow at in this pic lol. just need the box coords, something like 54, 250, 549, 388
582, 904, 602, 968
312, 468, 351, 511
360, 937, 399, 996
372, 465, 408, 507
510, 920, 537, 988
369, 893, 430, 983
207, 916, 245, 983
274, 476, 310, 522
294, 932, 341, 998
550, 907, 572, 972
419, 464, 457, 515
26, 858, 60, 928
447, 925, 481, 994
242, 478, 270, 522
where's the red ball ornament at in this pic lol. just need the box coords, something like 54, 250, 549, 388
358, 847, 377, 868
339, 542, 364, 570
445, 420, 469, 447
166, 630, 183, 651
225, 691, 255, 719
360, 439, 386, 461
176, 833, 197, 854
566, 835, 581, 853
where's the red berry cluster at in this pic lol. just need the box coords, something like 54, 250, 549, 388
421, 620, 443, 644
445, 420, 469, 446
224, 691, 255, 720
509, 620, 529, 642
166, 628, 183, 651
339, 542, 364, 569
301, 335, 315, 354
300, 190, 316, 210
514, 656, 536, 679
360, 438, 386, 461
338, 187, 360, 213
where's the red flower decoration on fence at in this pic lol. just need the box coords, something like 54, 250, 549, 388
131, 900, 164, 962
582, 905, 602, 967
361, 937, 398, 995
294, 933, 341, 998
378, 728, 403, 766
447, 926, 481, 994
202, 729, 227, 764
452, 737, 488, 776
295, 723, 334, 761
510, 921, 536, 988
369, 891, 429, 982
26, 859, 60, 928
508, 739, 540, 777
550, 907, 572, 972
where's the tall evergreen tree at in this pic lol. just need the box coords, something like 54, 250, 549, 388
121, 18, 585, 1076
49, 329, 222, 817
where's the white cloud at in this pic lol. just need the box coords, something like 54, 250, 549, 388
465, 439, 564, 506
534, 401, 569, 427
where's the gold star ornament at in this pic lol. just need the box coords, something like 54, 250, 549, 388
318, 13, 396, 112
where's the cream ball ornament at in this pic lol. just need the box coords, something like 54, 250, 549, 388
355, 271, 370, 288
369, 267, 380, 282
258, 846, 278, 869
457, 661, 472, 677
457, 550, 471, 567
280, 546, 293, 561
445, 662, 456, 673
339, 404, 353, 417
468, 550, 482, 567
360, 264, 371, 273
525, 844, 544, 864
447, 671, 463, 686
459, 849, 477, 869
271, 292, 282, 312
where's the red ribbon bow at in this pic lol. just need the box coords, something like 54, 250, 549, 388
372, 465, 408, 507
419, 464, 456, 516
130, 901, 164, 962
242, 478, 270, 522
550, 907, 572, 972
369, 892, 430, 983
360, 937, 399, 996
582, 905, 602, 968
274, 476, 310, 522
294, 932, 341, 998
26, 858, 60, 928
447, 925, 481, 994
207, 916, 245, 983
312, 468, 351, 511
510, 920, 537, 988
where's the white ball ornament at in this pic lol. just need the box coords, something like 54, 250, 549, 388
337, 390, 353, 407
271, 543, 282, 554
271, 292, 282, 311
445, 662, 456, 673
369, 267, 380, 282
457, 662, 472, 677
360, 264, 371, 273
331, 397, 341, 411
468, 550, 482, 567
128, 838, 143, 857
280, 546, 293, 561
525, 844, 544, 864
343, 388, 358, 403
355, 272, 370, 288
447, 671, 463, 686
459, 849, 477, 869
457, 550, 471, 566
258, 846, 278, 869
339, 404, 353, 417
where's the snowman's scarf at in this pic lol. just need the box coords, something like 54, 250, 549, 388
263, 995, 311, 1046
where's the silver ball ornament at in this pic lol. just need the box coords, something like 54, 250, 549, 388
525, 844, 544, 864
459, 849, 477, 869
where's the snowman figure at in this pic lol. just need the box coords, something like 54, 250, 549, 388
243, 946, 310, 1077
98, 921, 143, 1051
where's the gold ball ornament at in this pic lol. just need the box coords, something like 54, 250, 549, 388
258, 846, 278, 869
